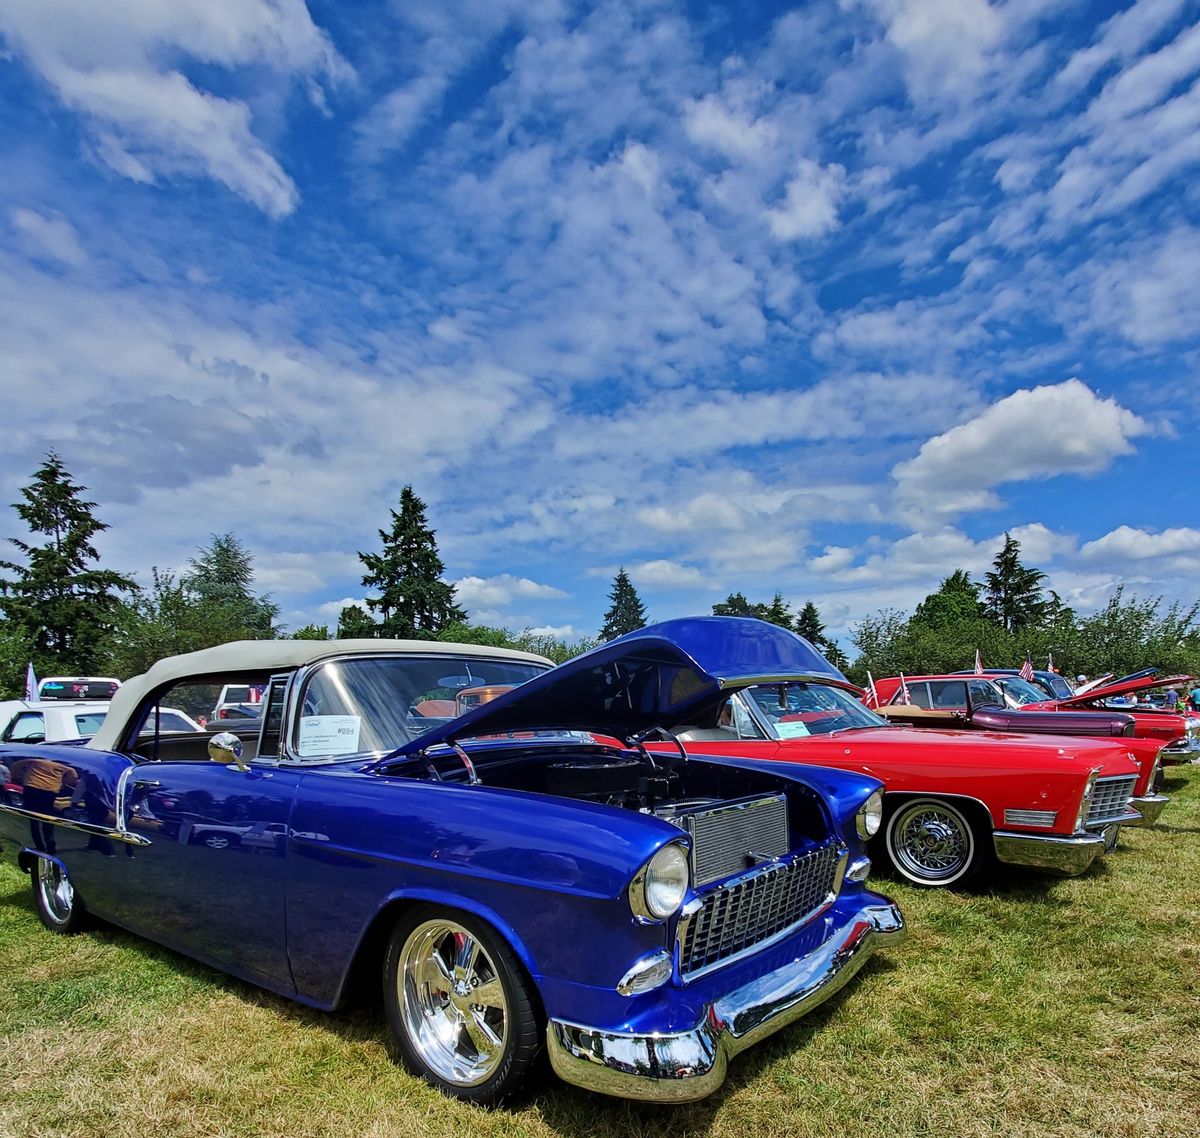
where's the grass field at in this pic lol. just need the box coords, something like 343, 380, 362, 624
2, 767, 1198, 1138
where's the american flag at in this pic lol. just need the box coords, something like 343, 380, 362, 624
23, 662, 37, 701
974, 649, 984, 676
1019, 655, 1035, 682
899, 673, 911, 705
248, 685, 265, 704
1047, 652, 1056, 673
865, 670, 880, 708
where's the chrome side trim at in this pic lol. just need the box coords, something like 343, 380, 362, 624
992, 830, 1103, 875
1126, 794, 1169, 826
0, 802, 151, 846
547, 898, 906, 1103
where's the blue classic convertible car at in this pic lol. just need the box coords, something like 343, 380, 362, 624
0, 618, 906, 1103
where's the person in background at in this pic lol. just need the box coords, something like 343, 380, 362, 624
1189, 682, 1200, 712
1165, 687, 1181, 711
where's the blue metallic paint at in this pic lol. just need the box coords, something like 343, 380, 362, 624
0, 620, 903, 1102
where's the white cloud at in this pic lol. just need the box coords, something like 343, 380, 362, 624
453, 574, 569, 610
1078, 526, 1200, 571
893, 380, 1153, 524
629, 559, 710, 589
0, 0, 349, 216
764, 159, 847, 240
1089, 227, 1200, 346
683, 92, 778, 158
859, 0, 1006, 103
10, 207, 86, 266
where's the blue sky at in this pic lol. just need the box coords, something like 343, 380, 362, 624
1, 0, 1198, 650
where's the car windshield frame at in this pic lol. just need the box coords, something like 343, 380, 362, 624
736, 681, 892, 739
284, 653, 552, 765
995, 676, 1049, 706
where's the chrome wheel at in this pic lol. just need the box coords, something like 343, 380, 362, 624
38, 860, 74, 923
203, 834, 232, 849
397, 919, 510, 1088
32, 857, 84, 933
886, 799, 978, 886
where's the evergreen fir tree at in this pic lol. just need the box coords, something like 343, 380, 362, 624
0, 452, 134, 672
712, 592, 757, 617
760, 592, 794, 629
599, 568, 647, 641
359, 486, 466, 639
983, 533, 1048, 633
794, 600, 825, 643
337, 603, 379, 638
182, 533, 278, 636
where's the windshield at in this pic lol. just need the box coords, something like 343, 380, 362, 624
292, 655, 549, 760
996, 676, 1048, 706
744, 682, 889, 738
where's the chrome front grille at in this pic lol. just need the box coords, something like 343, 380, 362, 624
679, 793, 789, 887
677, 839, 844, 979
1087, 776, 1136, 825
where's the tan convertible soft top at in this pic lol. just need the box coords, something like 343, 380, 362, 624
87, 638, 553, 753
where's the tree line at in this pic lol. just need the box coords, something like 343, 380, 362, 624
1, 453, 1196, 694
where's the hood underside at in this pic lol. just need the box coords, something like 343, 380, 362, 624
388, 617, 850, 757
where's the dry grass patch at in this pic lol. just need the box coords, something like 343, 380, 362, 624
1, 767, 1198, 1138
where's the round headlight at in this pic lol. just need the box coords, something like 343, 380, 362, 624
631, 843, 689, 920
856, 788, 884, 839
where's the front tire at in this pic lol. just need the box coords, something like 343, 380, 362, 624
383, 906, 543, 1104
32, 857, 86, 934
882, 797, 987, 887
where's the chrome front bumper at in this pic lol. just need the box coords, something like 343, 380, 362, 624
1162, 736, 1200, 760
546, 900, 905, 1103
993, 830, 1104, 876
1128, 794, 1169, 825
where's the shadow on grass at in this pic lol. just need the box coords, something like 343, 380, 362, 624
0, 872, 901, 1129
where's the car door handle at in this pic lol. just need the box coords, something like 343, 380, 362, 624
132, 778, 161, 788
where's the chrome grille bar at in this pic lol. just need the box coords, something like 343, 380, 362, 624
677, 839, 845, 980
1086, 776, 1136, 826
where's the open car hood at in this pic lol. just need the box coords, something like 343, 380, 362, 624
388, 616, 849, 756
1056, 671, 1192, 707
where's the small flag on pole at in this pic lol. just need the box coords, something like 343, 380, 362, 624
1047, 652, 1056, 673
974, 649, 984, 676
23, 662, 38, 702
1019, 654, 1035, 682
866, 670, 880, 708
899, 673, 911, 705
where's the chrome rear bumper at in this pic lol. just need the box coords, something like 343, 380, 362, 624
993, 830, 1104, 876
546, 900, 905, 1103
1127, 794, 1169, 825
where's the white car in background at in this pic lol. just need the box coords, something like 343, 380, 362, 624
1, 702, 201, 744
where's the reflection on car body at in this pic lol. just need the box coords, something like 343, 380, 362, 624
0, 621, 905, 1104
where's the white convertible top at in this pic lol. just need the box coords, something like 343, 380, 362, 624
87, 638, 553, 753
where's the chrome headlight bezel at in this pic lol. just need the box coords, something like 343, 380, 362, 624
629, 841, 690, 921
1075, 770, 1099, 831
855, 788, 884, 840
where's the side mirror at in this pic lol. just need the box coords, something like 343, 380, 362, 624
208, 732, 248, 772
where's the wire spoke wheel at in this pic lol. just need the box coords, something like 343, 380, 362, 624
885, 799, 979, 886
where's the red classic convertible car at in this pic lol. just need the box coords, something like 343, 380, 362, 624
668, 674, 1159, 888
869, 674, 1167, 803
